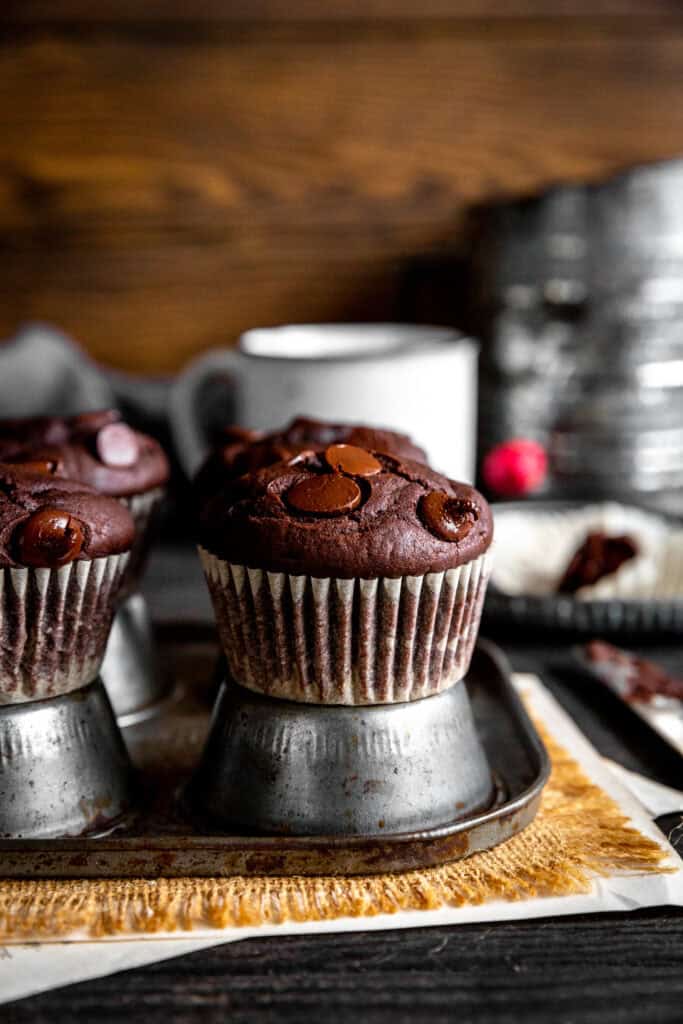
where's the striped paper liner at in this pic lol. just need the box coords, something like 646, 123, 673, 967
119, 487, 165, 597
199, 547, 492, 705
0, 552, 129, 704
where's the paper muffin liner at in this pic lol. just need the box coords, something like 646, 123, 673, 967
199, 547, 492, 705
0, 552, 130, 704
491, 502, 683, 600
119, 487, 165, 597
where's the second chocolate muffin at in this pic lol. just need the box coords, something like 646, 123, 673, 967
0, 410, 170, 593
198, 446, 493, 705
0, 464, 134, 703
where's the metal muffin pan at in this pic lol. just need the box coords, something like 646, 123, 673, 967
0, 640, 549, 878
100, 593, 173, 725
0, 679, 135, 839
484, 500, 683, 636
188, 673, 495, 836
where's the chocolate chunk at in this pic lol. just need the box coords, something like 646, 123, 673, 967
585, 640, 683, 703
16, 507, 85, 567
70, 409, 121, 435
419, 491, 478, 542
95, 422, 140, 468
10, 458, 61, 476
287, 474, 362, 516
558, 533, 638, 593
324, 444, 382, 478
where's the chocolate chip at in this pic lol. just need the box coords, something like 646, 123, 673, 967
10, 458, 61, 476
95, 422, 139, 468
324, 444, 382, 477
287, 474, 362, 516
16, 507, 84, 567
70, 409, 121, 435
419, 491, 478, 542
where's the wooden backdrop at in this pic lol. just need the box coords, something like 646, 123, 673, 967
1, 2, 683, 374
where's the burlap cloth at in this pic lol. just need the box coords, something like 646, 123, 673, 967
0, 720, 669, 942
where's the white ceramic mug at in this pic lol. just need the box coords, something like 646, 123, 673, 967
170, 324, 478, 480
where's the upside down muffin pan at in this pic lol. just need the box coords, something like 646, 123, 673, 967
0, 639, 549, 879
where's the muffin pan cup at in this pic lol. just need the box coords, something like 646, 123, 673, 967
187, 674, 494, 836
97, 487, 169, 722
0, 678, 136, 839
0, 641, 550, 877
100, 592, 172, 725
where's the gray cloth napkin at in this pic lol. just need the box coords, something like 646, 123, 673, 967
0, 324, 114, 416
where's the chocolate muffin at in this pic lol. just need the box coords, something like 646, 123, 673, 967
194, 416, 427, 497
0, 410, 170, 592
0, 464, 135, 703
198, 446, 493, 705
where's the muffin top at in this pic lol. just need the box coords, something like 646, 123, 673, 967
0, 410, 170, 498
0, 464, 135, 569
194, 416, 427, 497
199, 446, 492, 578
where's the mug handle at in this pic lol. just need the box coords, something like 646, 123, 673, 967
169, 348, 244, 477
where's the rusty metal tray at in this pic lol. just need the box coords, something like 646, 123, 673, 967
0, 639, 549, 879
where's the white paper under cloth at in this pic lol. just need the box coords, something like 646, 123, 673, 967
491, 502, 683, 599
2, 673, 681, 1006
198, 548, 492, 704
0, 552, 129, 703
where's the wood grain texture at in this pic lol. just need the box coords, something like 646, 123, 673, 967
1, 16, 683, 371
5, 2, 683, 23
6, 911, 683, 1022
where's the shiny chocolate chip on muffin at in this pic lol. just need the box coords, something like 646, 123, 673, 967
0, 463, 134, 569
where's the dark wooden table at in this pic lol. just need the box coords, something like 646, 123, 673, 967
6, 548, 683, 1024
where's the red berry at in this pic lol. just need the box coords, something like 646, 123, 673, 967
482, 439, 547, 497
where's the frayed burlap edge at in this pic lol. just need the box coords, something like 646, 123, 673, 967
0, 725, 671, 941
